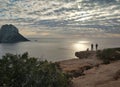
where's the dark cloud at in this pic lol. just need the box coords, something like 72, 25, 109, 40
82, 0, 117, 3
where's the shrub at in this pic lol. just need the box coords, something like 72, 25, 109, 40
0, 53, 70, 87
97, 48, 120, 63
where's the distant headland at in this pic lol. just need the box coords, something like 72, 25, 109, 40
0, 24, 29, 43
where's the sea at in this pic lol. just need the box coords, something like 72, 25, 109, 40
0, 38, 120, 62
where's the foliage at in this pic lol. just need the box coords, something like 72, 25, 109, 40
97, 48, 120, 63
0, 53, 70, 87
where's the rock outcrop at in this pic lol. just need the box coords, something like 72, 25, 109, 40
75, 51, 95, 59
0, 24, 29, 43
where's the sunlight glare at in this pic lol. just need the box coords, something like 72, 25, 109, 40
73, 41, 89, 51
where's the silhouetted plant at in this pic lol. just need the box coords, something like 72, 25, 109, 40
0, 52, 70, 87
97, 48, 120, 63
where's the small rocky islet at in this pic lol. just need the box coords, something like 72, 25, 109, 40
0, 24, 29, 43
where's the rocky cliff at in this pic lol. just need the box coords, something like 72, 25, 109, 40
0, 24, 29, 43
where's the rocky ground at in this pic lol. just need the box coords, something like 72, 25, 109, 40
58, 51, 120, 87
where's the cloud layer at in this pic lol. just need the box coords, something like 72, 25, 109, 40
0, 0, 120, 38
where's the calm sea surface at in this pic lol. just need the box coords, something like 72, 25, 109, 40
0, 38, 120, 62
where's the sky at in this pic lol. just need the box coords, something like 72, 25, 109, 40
0, 0, 120, 38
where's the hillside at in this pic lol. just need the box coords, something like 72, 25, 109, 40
58, 50, 120, 87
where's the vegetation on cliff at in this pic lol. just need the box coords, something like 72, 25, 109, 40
0, 53, 70, 87
97, 48, 120, 63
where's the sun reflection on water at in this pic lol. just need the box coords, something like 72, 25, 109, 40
73, 41, 90, 51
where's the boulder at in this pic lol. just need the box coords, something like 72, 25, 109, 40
0, 24, 29, 43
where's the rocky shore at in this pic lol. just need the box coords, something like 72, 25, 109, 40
58, 51, 120, 87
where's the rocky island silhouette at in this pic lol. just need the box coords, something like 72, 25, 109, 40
0, 24, 29, 43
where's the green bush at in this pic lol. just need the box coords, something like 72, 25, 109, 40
97, 48, 120, 63
0, 53, 70, 87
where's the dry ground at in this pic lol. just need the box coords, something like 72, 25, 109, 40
59, 51, 120, 87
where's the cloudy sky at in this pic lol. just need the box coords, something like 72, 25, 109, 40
0, 0, 120, 38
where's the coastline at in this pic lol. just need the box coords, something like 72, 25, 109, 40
57, 50, 120, 87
